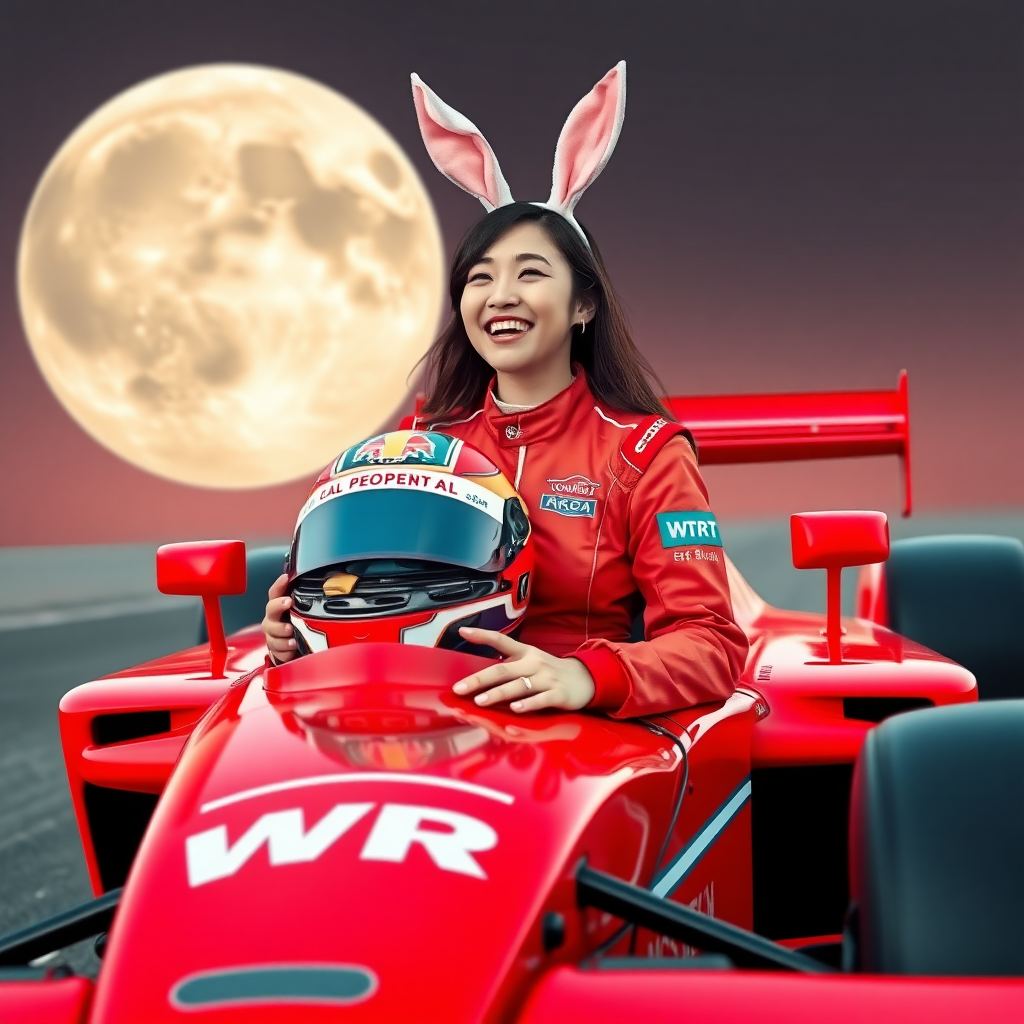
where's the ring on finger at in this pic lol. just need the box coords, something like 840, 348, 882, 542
520, 676, 532, 690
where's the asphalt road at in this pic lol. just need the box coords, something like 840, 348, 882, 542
1, 513, 1021, 975
0, 608, 197, 975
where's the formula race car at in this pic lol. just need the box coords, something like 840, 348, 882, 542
1, 372, 1022, 1023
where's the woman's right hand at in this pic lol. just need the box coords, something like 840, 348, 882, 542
263, 573, 298, 664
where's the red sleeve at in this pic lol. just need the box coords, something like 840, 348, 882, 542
574, 436, 749, 717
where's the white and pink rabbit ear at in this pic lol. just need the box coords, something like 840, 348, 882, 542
545, 61, 626, 230
410, 73, 514, 212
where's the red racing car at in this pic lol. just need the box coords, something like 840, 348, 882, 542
1, 372, 1022, 1023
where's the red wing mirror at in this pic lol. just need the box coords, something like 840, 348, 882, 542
157, 541, 246, 677
791, 512, 889, 663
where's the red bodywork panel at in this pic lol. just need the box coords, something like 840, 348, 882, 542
0, 978, 93, 1024
857, 560, 891, 627
517, 969, 1024, 1023
745, 613, 973, 766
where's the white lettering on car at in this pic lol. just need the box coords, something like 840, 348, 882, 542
358, 804, 497, 880
185, 802, 497, 887
186, 803, 375, 887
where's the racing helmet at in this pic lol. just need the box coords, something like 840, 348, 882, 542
285, 431, 533, 654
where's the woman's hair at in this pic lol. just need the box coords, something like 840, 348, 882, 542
418, 203, 673, 421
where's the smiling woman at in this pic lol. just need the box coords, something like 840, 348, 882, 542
262, 63, 749, 720
424, 206, 668, 418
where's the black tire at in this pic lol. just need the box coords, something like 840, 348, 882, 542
196, 546, 289, 644
885, 535, 1024, 699
847, 700, 1024, 976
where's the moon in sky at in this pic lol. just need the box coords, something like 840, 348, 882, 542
17, 65, 444, 489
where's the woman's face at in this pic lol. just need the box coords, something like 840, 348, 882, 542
460, 221, 589, 378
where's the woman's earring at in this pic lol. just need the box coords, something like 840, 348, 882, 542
580, 319, 586, 335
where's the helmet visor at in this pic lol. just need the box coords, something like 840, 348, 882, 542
292, 487, 507, 577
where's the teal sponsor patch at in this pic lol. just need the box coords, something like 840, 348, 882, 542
657, 511, 722, 547
540, 494, 597, 518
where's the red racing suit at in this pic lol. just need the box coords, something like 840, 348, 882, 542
407, 369, 750, 718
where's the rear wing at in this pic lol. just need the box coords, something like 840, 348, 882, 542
667, 370, 912, 515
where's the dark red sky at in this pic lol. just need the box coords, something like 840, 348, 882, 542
1, 0, 1021, 546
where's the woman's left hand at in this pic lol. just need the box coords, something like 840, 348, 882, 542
452, 628, 596, 713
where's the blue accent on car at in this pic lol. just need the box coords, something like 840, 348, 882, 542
651, 777, 751, 897
171, 965, 377, 1008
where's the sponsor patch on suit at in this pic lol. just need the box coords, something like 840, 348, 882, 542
540, 474, 600, 518
657, 511, 723, 547
540, 494, 597, 518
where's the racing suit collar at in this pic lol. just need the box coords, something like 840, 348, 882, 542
484, 365, 593, 447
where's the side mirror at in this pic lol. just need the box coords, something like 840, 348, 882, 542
157, 541, 246, 677
791, 512, 889, 663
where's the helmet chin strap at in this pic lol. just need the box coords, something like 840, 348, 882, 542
410, 62, 627, 246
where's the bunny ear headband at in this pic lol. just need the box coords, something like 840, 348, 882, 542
410, 61, 626, 245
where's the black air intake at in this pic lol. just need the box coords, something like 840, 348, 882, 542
752, 764, 854, 940
843, 697, 933, 723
